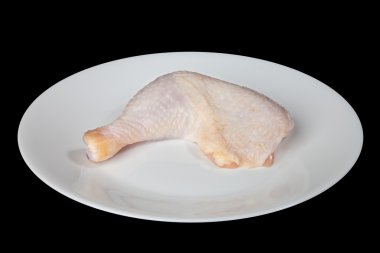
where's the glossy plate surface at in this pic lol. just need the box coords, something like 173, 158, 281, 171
18, 52, 363, 222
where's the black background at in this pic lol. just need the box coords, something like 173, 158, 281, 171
10, 10, 374, 242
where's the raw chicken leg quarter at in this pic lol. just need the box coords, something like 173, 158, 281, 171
83, 71, 294, 168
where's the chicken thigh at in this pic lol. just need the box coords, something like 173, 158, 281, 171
83, 71, 293, 168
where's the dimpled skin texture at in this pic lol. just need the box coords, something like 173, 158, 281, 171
83, 71, 294, 168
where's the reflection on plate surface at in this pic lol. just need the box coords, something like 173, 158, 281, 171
18, 52, 363, 222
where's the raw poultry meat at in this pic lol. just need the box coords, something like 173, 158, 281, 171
83, 71, 293, 168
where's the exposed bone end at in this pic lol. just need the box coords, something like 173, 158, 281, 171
83, 129, 124, 162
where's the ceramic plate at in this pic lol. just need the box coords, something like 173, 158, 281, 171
18, 52, 363, 222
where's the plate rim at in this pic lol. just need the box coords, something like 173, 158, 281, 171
17, 51, 364, 222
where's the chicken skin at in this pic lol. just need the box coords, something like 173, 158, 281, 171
83, 71, 293, 168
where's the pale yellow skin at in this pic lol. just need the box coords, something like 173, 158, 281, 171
83, 71, 294, 168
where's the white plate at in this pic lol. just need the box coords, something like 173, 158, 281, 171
18, 52, 363, 222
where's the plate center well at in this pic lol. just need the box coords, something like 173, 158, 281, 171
74, 140, 274, 198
